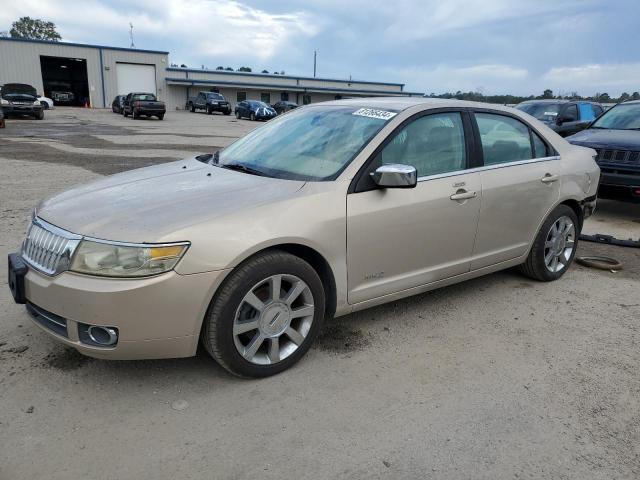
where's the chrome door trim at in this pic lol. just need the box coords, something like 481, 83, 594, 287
416, 155, 560, 183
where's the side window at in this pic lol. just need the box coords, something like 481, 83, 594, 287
378, 112, 467, 177
593, 105, 603, 117
476, 113, 533, 165
531, 131, 548, 158
578, 103, 596, 122
564, 104, 578, 122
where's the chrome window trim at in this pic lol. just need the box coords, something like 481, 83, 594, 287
416, 155, 560, 183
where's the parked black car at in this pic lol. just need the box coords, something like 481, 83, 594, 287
271, 100, 298, 115
187, 91, 231, 115
0, 107, 5, 128
235, 100, 277, 121
567, 100, 640, 202
122, 92, 166, 120
515, 100, 603, 137
0, 83, 44, 120
111, 95, 125, 114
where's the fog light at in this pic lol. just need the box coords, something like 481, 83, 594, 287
78, 323, 118, 347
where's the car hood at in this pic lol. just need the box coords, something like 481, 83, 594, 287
37, 158, 306, 243
567, 128, 640, 150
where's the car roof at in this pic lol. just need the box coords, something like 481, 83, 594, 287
518, 99, 569, 104
318, 96, 530, 114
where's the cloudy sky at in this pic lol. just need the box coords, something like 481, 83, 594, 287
1, 0, 638, 96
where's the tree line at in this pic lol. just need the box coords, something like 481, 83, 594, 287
427, 89, 640, 104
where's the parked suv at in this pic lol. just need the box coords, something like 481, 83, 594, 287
272, 100, 298, 115
188, 92, 231, 115
0, 83, 44, 119
567, 100, 640, 202
515, 100, 603, 137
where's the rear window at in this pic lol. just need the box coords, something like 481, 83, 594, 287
207, 93, 223, 100
133, 94, 156, 101
515, 102, 562, 122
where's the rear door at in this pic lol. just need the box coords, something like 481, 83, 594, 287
346, 110, 481, 304
470, 111, 560, 270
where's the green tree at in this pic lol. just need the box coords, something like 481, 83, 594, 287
261, 70, 269, 74
224, 67, 234, 71
216, 66, 224, 70
619, 92, 630, 102
9, 16, 61, 41
237, 66, 252, 72
542, 89, 554, 99
632, 92, 640, 100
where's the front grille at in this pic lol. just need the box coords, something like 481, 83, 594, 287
21, 218, 81, 275
594, 149, 640, 167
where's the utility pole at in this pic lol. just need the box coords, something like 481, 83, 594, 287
313, 51, 317, 78
129, 23, 135, 48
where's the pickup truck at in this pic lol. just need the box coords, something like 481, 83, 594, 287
122, 92, 166, 120
187, 91, 231, 115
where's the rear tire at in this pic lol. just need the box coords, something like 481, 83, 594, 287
207, 107, 213, 115
201, 250, 325, 378
224, 109, 231, 115
42, 103, 49, 110
123, 110, 129, 117
34, 110, 44, 120
190, 104, 196, 113
158, 114, 164, 120
519, 205, 579, 282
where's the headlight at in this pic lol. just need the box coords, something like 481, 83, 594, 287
70, 240, 189, 277
33, 100, 41, 105
1, 99, 9, 105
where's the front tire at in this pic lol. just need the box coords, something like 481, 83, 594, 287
519, 205, 579, 281
190, 104, 196, 113
201, 250, 325, 378
224, 109, 231, 115
250, 112, 256, 121
235, 111, 241, 119
34, 110, 44, 120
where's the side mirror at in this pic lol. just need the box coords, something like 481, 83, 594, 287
370, 164, 417, 188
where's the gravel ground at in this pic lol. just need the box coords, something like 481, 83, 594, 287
0, 108, 639, 480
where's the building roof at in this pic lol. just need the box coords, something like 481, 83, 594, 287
165, 67, 404, 88
0, 37, 168, 55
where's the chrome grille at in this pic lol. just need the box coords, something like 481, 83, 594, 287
594, 149, 640, 167
21, 218, 81, 275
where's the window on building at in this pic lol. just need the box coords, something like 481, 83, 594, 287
281, 92, 289, 101
237, 91, 247, 102
334, 95, 342, 100
303, 94, 311, 105
261, 92, 271, 104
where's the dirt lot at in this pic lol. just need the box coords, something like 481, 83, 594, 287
1, 108, 639, 480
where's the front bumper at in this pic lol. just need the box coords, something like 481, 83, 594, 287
599, 169, 640, 201
17, 262, 228, 359
2, 104, 43, 115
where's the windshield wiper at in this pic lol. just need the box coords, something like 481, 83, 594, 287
219, 163, 267, 177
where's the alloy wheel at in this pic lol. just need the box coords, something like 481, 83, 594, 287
233, 274, 315, 365
544, 215, 575, 273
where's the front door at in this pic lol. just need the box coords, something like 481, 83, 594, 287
347, 111, 481, 304
470, 111, 561, 269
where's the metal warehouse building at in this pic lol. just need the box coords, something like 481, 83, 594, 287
0, 37, 422, 110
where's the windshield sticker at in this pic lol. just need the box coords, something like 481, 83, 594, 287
544, 111, 558, 116
352, 108, 397, 121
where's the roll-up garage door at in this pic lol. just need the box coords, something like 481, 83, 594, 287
116, 63, 156, 95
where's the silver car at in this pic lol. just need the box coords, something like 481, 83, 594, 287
7, 98, 599, 377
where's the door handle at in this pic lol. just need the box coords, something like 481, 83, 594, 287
541, 174, 559, 184
450, 189, 477, 201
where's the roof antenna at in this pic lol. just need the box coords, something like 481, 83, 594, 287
129, 23, 135, 48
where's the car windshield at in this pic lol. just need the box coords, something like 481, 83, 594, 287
590, 102, 640, 130
515, 102, 563, 122
217, 105, 395, 181
133, 94, 156, 101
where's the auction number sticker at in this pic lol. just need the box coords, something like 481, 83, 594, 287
352, 108, 397, 121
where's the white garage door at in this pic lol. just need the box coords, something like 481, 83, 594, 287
116, 63, 156, 95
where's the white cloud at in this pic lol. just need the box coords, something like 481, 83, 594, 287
543, 63, 640, 95
386, 63, 529, 94
0, 0, 317, 62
